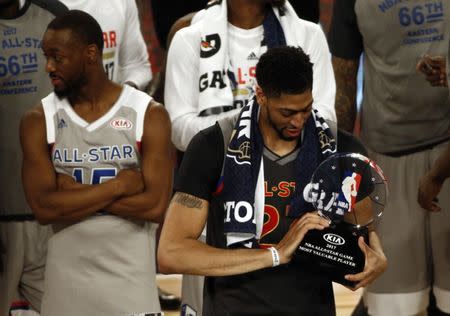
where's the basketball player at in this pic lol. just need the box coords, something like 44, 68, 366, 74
164, 1, 336, 313
158, 46, 387, 315
20, 10, 172, 316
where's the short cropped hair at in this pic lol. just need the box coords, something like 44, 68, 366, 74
256, 46, 313, 97
47, 10, 104, 53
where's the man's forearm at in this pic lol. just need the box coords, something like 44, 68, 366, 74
56, 175, 164, 222
106, 191, 169, 222
159, 236, 273, 276
31, 180, 122, 224
332, 56, 359, 133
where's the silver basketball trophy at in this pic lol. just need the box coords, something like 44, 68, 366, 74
295, 153, 388, 287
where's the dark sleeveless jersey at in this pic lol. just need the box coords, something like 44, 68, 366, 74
175, 121, 367, 315
259, 147, 299, 248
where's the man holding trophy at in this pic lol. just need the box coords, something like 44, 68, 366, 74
158, 46, 387, 315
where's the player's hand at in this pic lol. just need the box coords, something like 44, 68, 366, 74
416, 55, 447, 87
344, 231, 387, 290
115, 168, 144, 196
275, 212, 329, 265
418, 172, 443, 212
56, 173, 77, 190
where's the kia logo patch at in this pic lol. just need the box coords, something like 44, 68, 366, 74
110, 118, 133, 130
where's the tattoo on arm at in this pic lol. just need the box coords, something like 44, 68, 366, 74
174, 192, 203, 209
332, 56, 360, 133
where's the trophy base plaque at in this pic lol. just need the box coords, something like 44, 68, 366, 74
294, 221, 368, 287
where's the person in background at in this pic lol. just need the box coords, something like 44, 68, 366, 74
0, 1, 67, 315
329, 1, 450, 315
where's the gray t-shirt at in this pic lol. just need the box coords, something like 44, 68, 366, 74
329, 0, 450, 154
0, 0, 67, 218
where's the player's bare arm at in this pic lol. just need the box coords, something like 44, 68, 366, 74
158, 192, 329, 276
20, 105, 140, 224
332, 56, 359, 133
105, 102, 173, 222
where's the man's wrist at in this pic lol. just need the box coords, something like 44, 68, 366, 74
109, 178, 125, 197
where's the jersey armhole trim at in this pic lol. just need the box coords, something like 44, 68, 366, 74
41, 95, 56, 144
134, 93, 152, 142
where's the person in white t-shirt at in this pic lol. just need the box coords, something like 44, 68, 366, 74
163, 1, 336, 314
165, 0, 335, 152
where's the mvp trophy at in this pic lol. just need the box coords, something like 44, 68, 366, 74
295, 153, 388, 287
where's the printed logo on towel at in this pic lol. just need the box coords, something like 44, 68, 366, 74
318, 130, 336, 152
226, 104, 252, 165
110, 117, 133, 130
227, 140, 251, 164
200, 33, 221, 58
224, 201, 255, 224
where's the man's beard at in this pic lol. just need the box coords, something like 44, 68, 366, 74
267, 110, 299, 142
54, 86, 68, 97
54, 76, 86, 98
